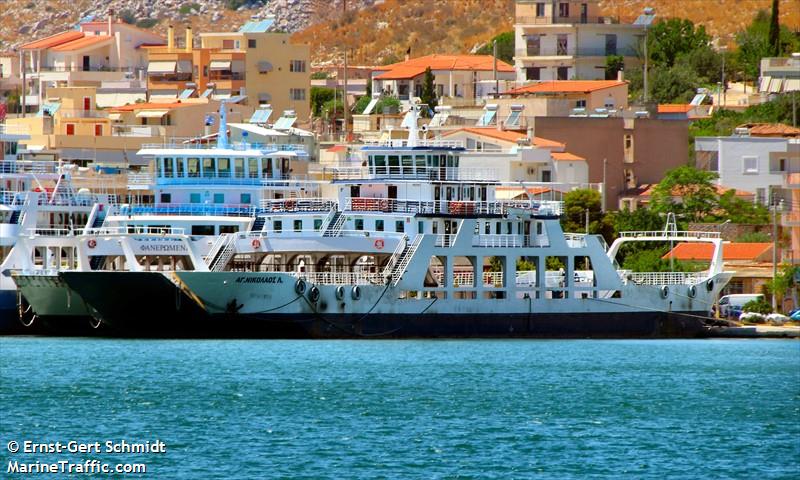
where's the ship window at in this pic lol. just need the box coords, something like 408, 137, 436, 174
217, 158, 231, 177
432, 222, 438, 234
273, 220, 282, 232
373, 155, 386, 174
219, 225, 237, 234
506, 222, 512, 235
191, 225, 215, 235
401, 155, 413, 174
176, 159, 185, 177
294, 219, 303, 232
495, 222, 501, 235
395, 220, 404, 232
187, 158, 200, 177
387, 155, 399, 173
213, 193, 225, 204
240, 193, 251, 204
234, 158, 244, 177
190, 193, 201, 203
375, 219, 384, 231
485, 222, 490, 234
202, 158, 215, 177
536, 222, 543, 235
160, 193, 171, 203
355, 219, 364, 230
545, 256, 567, 299
248, 158, 258, 178
415, 155, 426, 168
163, 158, 174, 177
314, 219, 323, 230
418, 221, 424, 233
262, 158, 272, 178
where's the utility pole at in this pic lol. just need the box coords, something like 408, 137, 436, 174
342, 0, 349, 142
493, 40, 498, 96
20, 50, 26, 117
771, 186, 779, 311
585, 208, 589, 234
601, 158, 607, 212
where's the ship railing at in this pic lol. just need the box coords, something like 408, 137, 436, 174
435, 234, 457, 247
118, 204, 257, 218
362, 139, 465, 149
335, 230, 406, 239
618, 230, 721, 239
622, 271, 709, 286
294, 271, 383, 286
22, 227, 76, 237
563, 233, 588, 247
153, 175, 311, 186
0, 160, 60, 175
15, 268, 63, 276
259, 198, 337, 213
432, 270, 546, 288
472, 234, 528, 248
330, 166, 498, 181
76, 226, 187, 236
344, 198, 554, 216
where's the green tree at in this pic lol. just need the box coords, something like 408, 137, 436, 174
560, 189, 614, 241
647, 18, 712, 68
310, 72, 328, 80
768, 0, 780, 56
766, 264, 799, 312
605, 55, 624, 81
475, 31, 515, 64
322, 98, 344, 119
352, 95, 371, 114
647, 63, 702, 104
419, 67, 437, 115
310, 87, 335, 117
375, 96, 400, 114
676, 46, 722, 84
736, 10, 800, 79
650, 165, 719, 222
712, 189, 769, 224
118, 9, 137, 24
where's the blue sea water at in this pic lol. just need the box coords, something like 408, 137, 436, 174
1, 338, 798, 479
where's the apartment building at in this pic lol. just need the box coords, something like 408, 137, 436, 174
370, 55, 516, 106
534, 115, 689, 209
513, 0, 643, 82
758, 56, 800, 95
0, 52, 22, 96
145, 20, 311, 122
19, 17, 164, 111
695, 124, 800, 205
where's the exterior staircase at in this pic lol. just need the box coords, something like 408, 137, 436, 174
386, 234, 423, 285
8, 210, 21, 224
251, 216, 266, 233
206, 234, 236, 272
323, 211, 344, 237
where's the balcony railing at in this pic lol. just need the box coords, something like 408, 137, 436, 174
260, 198, 337, 213
26, 66, 141, 73
0, 124, 30, 136
623, 271, 708, 286
208, 73, 245, 81
515, 48, 575, 58
112, 125, 166, 137
59, 109, 109, 119
148, 73, 193, 82
782, 211, 800, 226
330, 166, 498, 182
576, 47, 638, 57
516, 15, 614, 25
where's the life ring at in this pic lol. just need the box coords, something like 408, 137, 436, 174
251, 238, 261, 249
374, 239, 385, 250
660, 285, 669, 299
295, 279, 307, 295
87, 239, 97, 249
380, 199, 389, 211
688, 285, 697, 298
706, 279, 714, 292
351, 285, 361, 300
335, 285, 345, 300
308, 286, 320, 303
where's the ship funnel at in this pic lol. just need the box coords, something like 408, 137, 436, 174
217, 101, 229, 149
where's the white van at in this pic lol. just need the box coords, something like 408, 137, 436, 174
716, 294, 765, 318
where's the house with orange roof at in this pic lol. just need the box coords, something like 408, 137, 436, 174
439, 126, 589, 188
656, 103, 711, 120
493, 79, 628, 122
18, 15, 164, 111
0, 51, 22, 95
513, 0, 643, 83
663, 242, 775, 297
695, 123, 800, 205
370, 55, 516, 105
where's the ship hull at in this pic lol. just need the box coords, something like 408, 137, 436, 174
11, 274, 100, 335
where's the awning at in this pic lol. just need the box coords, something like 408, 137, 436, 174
149, 92, 178, 102
210, 60, 231, 71
759, 76, 771, 92
784, 78, 800, 92
768, 78, 783, 93
108, 113, 122, 121
135, 110, 169, 118
147, 61, 176, 74
258, 61, 273, 73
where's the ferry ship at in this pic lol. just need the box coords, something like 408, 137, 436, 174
55, 105, 733, 338
4, 104, 317, 333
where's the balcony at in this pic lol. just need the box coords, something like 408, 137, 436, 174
785, 173, 800, 188
515, 47, 575, 59
25, 66, 139, 73
782, 211, 800, 227
111, 125, 166, 137
59, 109, 109, 119
516, 15, 613, 26
575, 47, 638, 57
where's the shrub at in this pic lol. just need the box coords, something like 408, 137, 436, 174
742, 299, 772, 315
136, 19, 158, 29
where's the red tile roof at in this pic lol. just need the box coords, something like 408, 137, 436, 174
658, 104, 694, 113
21, 31, 84, 50
551, 151, 585, 161
504, 80, 626, 95
50, 35, 113, 52
374, 54, 514, 80
327, 145, 347, 153
739, 123, 800, 138
663, 243, 772, 261
442, 127, 566, 148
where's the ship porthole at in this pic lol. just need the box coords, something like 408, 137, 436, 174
706, 279, 714, 291
351, 285, 361, 301
688, 285, 697, 298
308, 286, 320, 303
335, 285, 345, 300
295, 279, 307, 296
660, 285, 669, 298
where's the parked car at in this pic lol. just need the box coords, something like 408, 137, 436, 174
715, 294, 766, 319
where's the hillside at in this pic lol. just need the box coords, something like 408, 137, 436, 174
293, 0, 800, 65
0, 0, 376, 50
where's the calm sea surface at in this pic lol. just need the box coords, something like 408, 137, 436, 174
1, 338, 798, 479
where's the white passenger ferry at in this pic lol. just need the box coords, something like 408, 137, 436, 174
57, 106, 733, 338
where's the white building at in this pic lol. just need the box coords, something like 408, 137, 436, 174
758, 56, 800, 95
695, 124, 800, 204
513, 0, 643, 82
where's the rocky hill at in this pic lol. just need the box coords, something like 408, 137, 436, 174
293, 0, 800, 65
0, 0, 377, 50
